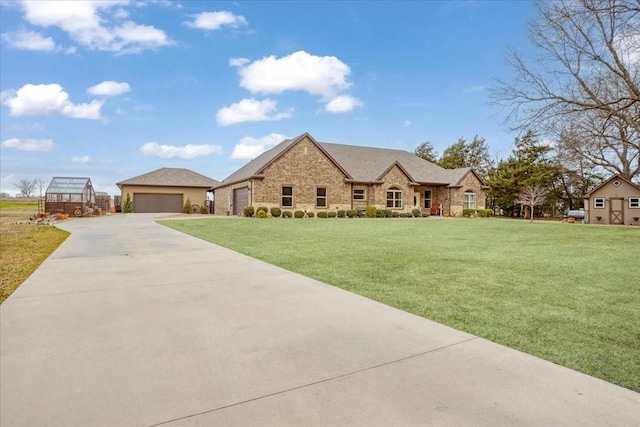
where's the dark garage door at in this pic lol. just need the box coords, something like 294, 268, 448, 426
134, 193, 183, 213
233, 187, 248, 215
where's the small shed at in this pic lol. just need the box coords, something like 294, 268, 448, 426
45, 177, 96, 217
583, 174, 640, 225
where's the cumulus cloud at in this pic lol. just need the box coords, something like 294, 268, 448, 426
3, 83, 103, 119
232, 51, 352, 100
2, 138, 55, 151
216, 98, 291, 126
231, 133, 288, 160
18, 1, 172, 54
71, 155, 91, 163
1, 30, 56, 51
87, 81, 131, 96
139, 142, 222, 159
325, 95, 362, 113
185, 11, 248, 30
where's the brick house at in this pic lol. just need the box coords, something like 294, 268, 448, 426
212, 133, 487, 216
583, 174, 640, 225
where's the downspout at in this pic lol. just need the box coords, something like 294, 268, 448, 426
448, 188, 452, 216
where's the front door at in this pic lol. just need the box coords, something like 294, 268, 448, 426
609, 198, 624, 224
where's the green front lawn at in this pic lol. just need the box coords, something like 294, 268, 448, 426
160, 217, 640, 391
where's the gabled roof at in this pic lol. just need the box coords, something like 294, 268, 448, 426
215, 133, 487, 188
584, 174, 640, 197
46, 177, 92, 194
117, 168, 218, 188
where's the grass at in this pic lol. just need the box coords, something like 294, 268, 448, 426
160, 217, 640, 392
0, 199, 69, 303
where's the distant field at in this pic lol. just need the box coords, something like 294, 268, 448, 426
161, 217, 640, 392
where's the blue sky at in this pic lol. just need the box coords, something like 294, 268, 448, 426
0, 0, 535, 196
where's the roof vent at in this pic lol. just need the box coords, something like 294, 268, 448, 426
613, 180, 621, 187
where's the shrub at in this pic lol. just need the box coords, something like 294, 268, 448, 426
392, 211, 400, 218
257, 206, 268, 215
422, 212, 430, 217
380, 209, 393, 218
463, 208, 476, 217
317, 211, 328, 218
346, 209, 357, 218
244, 206, 255, 217
328, 212, 337, 218
122, 193, 133, 213
294, 210, 305, 218
306, 212, 315, 218
399, 212, 409, 218
478, 209, 493, 217
356, 208, 366, 217
376, 209, 384, 218
256, 209, 268, 218
365, 205, 377, 218
337, 210, 346, 218
270, 207, 282, 218
411, 208, 421, 217
200, 205, 208, 214
282, 211, 292, 218
183, 198, 192, 214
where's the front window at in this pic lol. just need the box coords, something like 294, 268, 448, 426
463, 191, 476, 209
316, 187, 327, 208
386, 188, 402, 209
594, 198, 605, 208
282, 186, 293, 207
353, 189, 365, 201
630, 198, 639, 208
424, 190, 432, 209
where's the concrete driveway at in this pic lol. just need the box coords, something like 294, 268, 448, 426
1, 214, 638, 426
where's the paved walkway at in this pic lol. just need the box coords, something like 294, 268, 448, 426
1, 214, 638, 426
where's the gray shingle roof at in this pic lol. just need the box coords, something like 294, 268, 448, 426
117, 168, 218, 188
216, 133, 482, 187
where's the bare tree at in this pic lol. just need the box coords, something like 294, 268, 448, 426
34, 177, 47, 198
15, 178, 37, 198
516, 184, 548, 222
492, 0, 640, 181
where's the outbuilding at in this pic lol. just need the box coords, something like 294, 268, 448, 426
116, 168, 218, 213
583, 174, 640, 225
45, 177, 96, 217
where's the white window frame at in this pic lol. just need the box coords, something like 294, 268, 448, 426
386, 188, 402, 209
316, 187, 327, 208
282, 186, 293, 207
353, 189, 365, 201
463, 191, 476, 210
594, 198, 605, 209
629, 197, 640, 208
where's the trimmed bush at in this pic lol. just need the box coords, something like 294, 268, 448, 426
257, 206, 268, 215
337, 210, 346, 218
412, 208, 421, 217
356, 208, 366, 218
478, 209, 493, 217
294, 210, 305, 218
244, 206, 255, 217
376, 209, 384, 218
392, 211, 400, 218
200, 205, 208, 214
282, 211, 293, 218
306, 212, 315, 218
328, 212, 337, 218
256, 209, 268, 218
122, 193, 133, 213
183, 198, 192, 214
317, 211, 328, 218
365, 205, 377, 218
380, 209, 393, 218
270, 207, 282, 218
346, 209, 357, 218
422, 212, 430, 217
463, 208, 476, 217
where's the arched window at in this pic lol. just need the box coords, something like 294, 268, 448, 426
386, 187, 402, 209
463, 190, 476, 209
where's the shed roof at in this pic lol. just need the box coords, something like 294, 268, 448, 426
116, 168, 218, 188
584, 174, 640, 197
46, 177, 92, 194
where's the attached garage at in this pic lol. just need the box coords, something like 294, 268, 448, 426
116, 168, 218, 214
133, 193, 183, 213
233, 187, 249, 215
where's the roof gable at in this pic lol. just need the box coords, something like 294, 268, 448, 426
117, 168, 218, 188
585, 174, 640, 197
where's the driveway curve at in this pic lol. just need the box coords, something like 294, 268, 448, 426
1, 214, 639, 426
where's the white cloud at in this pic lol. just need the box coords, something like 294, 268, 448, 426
2, 138, 55, 152
229, 57, 249, 67
185, 11, 248, 30
465, 85, 486, 93
19, 1, 172, 54
3, 83, 103, 119
71, 155, 91, 163
1, 30, 56, 51
325, 95, 362, 113
87, 81, 131, 96
139, 142, 222, 159
232, 51, 352, 100
231, 133, 287, 160
403, 120, 411, 128
216, 98, 291, 126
